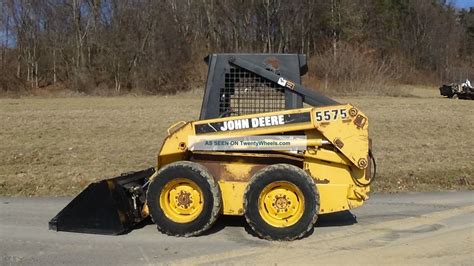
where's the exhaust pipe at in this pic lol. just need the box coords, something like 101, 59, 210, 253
49, 167, 155, 235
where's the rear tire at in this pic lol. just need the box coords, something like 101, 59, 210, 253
146, 161, 221, 237
244, 164, 319, 241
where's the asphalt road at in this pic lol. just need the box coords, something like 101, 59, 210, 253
1, 192, 473, 265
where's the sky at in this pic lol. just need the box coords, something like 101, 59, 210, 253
454, 0, 474, 8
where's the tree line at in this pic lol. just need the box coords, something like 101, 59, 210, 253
1, 0, 473, 94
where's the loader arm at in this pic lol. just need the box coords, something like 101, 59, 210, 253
158, 105, 369, 171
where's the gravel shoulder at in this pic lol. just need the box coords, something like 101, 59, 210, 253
1, 192, 473, 265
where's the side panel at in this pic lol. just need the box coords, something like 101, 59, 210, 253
195, 152, 367, 216
316, 184, 351, 214
218, 181, 247, 215
191, 152, 303, 216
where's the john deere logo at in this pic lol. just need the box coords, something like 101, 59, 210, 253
220, 115, 285, 131
194, 112, 311, 134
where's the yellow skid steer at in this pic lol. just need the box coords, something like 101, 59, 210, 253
49, 54, 375, 240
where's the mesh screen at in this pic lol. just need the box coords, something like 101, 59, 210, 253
219, 67, 285, 116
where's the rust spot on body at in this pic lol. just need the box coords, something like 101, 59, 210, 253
264, 57, 280, 69
314, 178, 330, 184
191, 160, 264, 181
191, 152, 303, 182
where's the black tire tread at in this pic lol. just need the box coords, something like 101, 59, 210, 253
243, 164, 319, 241
147, 161, 221, 237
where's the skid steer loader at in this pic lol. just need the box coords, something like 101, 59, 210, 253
49, 54, 375, 240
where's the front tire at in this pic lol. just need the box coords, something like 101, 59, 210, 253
146, 161, 221, 237
244, 164, 319, 241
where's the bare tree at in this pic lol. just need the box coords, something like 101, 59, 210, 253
0, 0, 472, 93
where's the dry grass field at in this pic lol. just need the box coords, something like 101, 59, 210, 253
0, 88, 472, 196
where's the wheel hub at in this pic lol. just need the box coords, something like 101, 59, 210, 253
258, 181, 305, 228
273, 194, 291, 212
176, 190, 192, 208
159, 178, 204, 223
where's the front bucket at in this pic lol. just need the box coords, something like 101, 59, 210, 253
49, 167, 155, 235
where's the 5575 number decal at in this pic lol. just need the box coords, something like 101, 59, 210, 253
315, 109, 347, 122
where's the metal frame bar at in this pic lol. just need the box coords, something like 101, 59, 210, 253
229, 56, 339, 107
